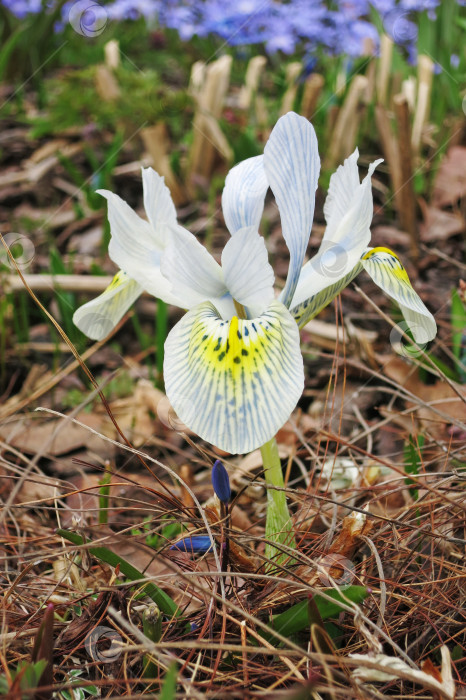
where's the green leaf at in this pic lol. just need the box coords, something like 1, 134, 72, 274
159, 663, 178, 700
403, 434, 424, 500
268, 586, 368, 640
57, 529, 180, 618
451, 289, 466, 379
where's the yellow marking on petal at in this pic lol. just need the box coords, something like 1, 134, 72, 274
107, 270, 128, 291
363, 247, 410, 283
196, 312, 278, 385
363, 246, 400, 261
164, 300, 304, 453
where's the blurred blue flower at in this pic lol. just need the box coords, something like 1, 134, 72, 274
211, 459, 231, 504
4, 0, 442, 63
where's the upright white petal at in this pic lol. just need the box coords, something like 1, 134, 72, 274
221, 226, 274, 316
323, 150, 383, 249
221, 155, 269, 235
98, 189, 182, 305
291, 152, 382, 310
323, 149, 361, 240
73, 271, 143, 340
164, 300, 303, 454
161, 225, 227, 309
361, 247, 437, 343
264, 112, 320, 308
141, 168, 177, 242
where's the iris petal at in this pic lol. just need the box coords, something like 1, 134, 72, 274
291, 151, 382, 312
264, 112, 320, 308
221, 226, 274, 317
73, 271, 143, 340
221, 155, 268, 235
141, 167, 177, 242
98, 189, 183, 306
164, 300, 303, 454
361, 247, 437, 343
160, 225, 227, 309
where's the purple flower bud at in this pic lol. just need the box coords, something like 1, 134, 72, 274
170, 536, 212, 553
211, 460, 231, 504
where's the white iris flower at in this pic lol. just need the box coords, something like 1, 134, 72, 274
74, 112, 436, 454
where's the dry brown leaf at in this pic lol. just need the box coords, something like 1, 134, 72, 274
420, 202, 465, 242
382, 356, 466, 439
432, 145, 466, 208
0, 412, 106, 456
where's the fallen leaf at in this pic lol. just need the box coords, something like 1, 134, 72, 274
432, 145, 466, 208
419, 202, 465, 242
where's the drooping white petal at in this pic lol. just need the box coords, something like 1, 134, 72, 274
73, 271, 143, 340
264, 112, 320, 308
290, 152, 382, 312
221, 155, 269, 235
361, 247, 437, 343
141, 168, 177, 242
99, 190, 185, 305
160, 225, 227, 309
221, 226, 274, 316
164, 300, 304, 454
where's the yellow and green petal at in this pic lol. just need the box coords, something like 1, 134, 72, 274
291, 264, 363, 328
164, 300, 304, 454
361, 247, 436, 343
73, 271, 143, 340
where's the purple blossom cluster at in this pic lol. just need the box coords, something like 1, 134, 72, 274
2, 0, 441, 58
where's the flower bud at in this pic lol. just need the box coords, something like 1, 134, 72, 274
211, 459, 231, 504
170, 536, 212, 553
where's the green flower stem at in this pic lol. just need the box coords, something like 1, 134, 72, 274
260, 436, 296, 566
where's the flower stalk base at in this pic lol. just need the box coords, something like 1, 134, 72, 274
260, 436, 296, 568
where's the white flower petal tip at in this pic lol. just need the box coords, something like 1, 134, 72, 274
264, 112, 320, 308
164, 300, 304, 454
361, 247, 437, 344
73, 271, 143, 340
221, 226, 274, 315
222, 155, 268, 235
141, 167, 177, 238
